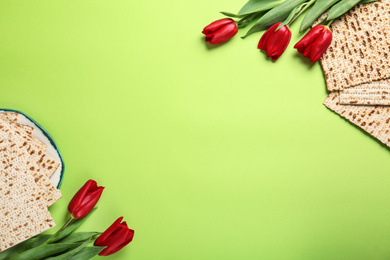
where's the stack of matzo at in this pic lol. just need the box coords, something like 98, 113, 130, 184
0, 112, 61, 251
321, 0, 390, 147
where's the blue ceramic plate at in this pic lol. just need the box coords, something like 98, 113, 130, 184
0, 109, 64, 189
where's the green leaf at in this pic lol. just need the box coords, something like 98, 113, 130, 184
58, 232, 100, 244
45, 239, 91, 260
47, 208, 96, 243
300, 0, 340, 33
238, 0, 286, 15
0, 235, 51, 260
237, 13, 262, 29
242, 0, 308, 38
10, 243, 83, 260
359, 0, 379, 4
67, 246, 104, 260
278, 2, 308, 29
220, 12, 244, 18
327, 0, 361, 20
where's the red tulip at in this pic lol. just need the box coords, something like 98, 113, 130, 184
95, 217, 135, 256
258, 22, 291, 61
294, 25, 333, 62
202, 18, 238, 44
68, 179, 104, 219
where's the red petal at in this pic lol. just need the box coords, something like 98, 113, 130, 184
202, 18, 234, 35
100, 229, 134, 256
68, 180, 95, 215
205, 33, 214, 43
294, 25, 324, 50
258, 23, 280, 50
208, 23, 238, 44
296, 46, 305, 54
95, 217, 123, 246
264, 25, 291, 61
309, 29, 332, 62
303, 44, 312, 58
98, 226, 132, 256
126, 229, 135, 242
72, 186, 104, 218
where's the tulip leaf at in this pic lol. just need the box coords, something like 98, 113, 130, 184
360, 0, 379, 3
237, 13, 262, 28
238, 0, 286, 15
58, 232, 100, 244
278, 2, 308, 29
10, 243, 83, 260
299, 0, 340, 33
47, 208, 97, 243
220, 12, 244, 18
327, 0, 361, 20
45, 238, 91, 260
67, 246, 104, 260
0, 235, 51, 260
242, 0, 308, 38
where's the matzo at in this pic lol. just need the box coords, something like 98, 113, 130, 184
324, 91, 390, 147
1, 112, 19, 122
0, 117, 62, 207
321, 0, 390, 91
0, 169, 55, 251
339, 79, 390, 105
0, 115, 59, 177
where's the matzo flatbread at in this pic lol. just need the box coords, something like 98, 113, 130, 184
0, 115, 58, 178
0, 112, 46, 149
321, 0, 390, 91
0, 169, 55, 251
339, 79, 390, 105
324, 91, 390, 147
0, 117, 61, 207
1, 112, 19, 122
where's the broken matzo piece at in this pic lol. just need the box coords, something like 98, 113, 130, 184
324, 91, 390, 147
339, 79, 390, 105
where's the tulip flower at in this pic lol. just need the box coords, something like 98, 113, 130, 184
68, 179, 104, 219
95, 217, 135, 256
258, 22, 291, 61
202, 18, 238, 44
294, 25, 333, 63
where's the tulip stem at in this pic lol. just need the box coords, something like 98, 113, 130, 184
326, 19, 334, 27
288, 0, 316, 26
57, 217, 75, 235
45, 216, 75, 244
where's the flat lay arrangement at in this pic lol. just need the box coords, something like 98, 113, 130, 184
2, 0, 390, 259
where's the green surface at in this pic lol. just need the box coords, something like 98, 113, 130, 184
1, 0, 390, 259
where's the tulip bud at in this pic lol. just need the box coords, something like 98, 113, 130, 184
258, 22, 291, 61
294, 25, 333, 63
202, 18, 238, 44
68, 179, 104, 219
95, 217, 135, 256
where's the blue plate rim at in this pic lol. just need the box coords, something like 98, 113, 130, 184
0, 108, 64, 189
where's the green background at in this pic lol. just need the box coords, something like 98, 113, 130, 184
1, 0, 390, 259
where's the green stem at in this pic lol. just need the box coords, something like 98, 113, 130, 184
45, 216, 75, 244
326, 19, 334, 27
288, 0, 317, 26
